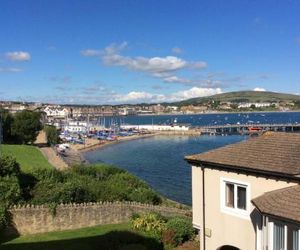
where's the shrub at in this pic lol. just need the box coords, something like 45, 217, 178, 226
0, 176, 21, 205
161, 229, 177, 248
165, 217, 195, 245
0, 205, 9, 230
30, 179, 95, 204
71, 164, 125, 181
30, 168, 65, 182
131, 213, 166, 241
0, 155, 21, 177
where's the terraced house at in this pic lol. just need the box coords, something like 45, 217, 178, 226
186, 132, 300, 250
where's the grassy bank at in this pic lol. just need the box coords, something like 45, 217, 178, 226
1, 144, 53, 172
0, 223, 162, 250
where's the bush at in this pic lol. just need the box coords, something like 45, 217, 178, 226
161, 229, 177, 248
0, 176, 22, 205
165, 217, 195, 245
0, 155, 21, 177
0, 205, 9, 231
131, 213, 166, 241
28, 165, 161, 205
71, 164, 125, 180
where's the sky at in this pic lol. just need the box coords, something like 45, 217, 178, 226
0, 0, 300, 104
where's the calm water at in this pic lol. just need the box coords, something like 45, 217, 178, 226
114, 111, 300, 127
85, 112, 300, 205
84, 135, 247, 205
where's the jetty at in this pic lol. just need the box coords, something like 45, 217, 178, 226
199, 123, 300, 135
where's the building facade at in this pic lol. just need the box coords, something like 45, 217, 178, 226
186, 132, 300, 250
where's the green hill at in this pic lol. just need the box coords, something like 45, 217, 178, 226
175, 91, 300, 106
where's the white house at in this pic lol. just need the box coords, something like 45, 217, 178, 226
44, 106, 69, 119
238, 103, 271, 109
64, 121, 87, 133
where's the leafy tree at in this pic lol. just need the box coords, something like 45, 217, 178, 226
11, 110, 42, 144
44, 125, 59, 145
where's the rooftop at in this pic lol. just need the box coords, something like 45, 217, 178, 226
252, 185, 300, 223
185, 132, 300, 178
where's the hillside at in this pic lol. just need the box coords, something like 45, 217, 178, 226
175, 91, 300, 106
1, 145, 53, 172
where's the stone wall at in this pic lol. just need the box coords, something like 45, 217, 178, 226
7, 202, 191, 235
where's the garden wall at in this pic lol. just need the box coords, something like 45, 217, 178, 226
7, 201, 191, 235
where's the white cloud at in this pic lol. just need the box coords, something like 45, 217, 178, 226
0, 67, 22, 72
5, 51, 31, 61
29, 85, 223, 104
172, 47, 183, 54
163, 76, 191, 84
80, 49, 102, 57
81, 42, 207, 83
111, 87, 222, 103
103, 54, 189, 74
169, 87, 222, 101
253, 87, 266, 92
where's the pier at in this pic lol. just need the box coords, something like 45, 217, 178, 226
198, 123, 300, 135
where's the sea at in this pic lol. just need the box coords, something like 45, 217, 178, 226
84, 112, 300, 205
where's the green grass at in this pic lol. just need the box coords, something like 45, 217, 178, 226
0, 223, 163, 250
1, 144, 53, 172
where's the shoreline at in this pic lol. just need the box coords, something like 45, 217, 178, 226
76, 133, 157, 153
137, 110, 300, 116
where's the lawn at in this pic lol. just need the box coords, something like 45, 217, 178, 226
1, 144, 53, 172
0, 223, 163, 250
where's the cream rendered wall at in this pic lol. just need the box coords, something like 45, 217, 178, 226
191, 165, 298, 250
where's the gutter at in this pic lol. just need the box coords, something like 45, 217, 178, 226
202, 167, 206, 250
185, 158, 300, 182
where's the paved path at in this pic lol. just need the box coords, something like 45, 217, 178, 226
39, 147, 69, 170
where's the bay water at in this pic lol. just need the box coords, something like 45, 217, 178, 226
84, 112, 300, 205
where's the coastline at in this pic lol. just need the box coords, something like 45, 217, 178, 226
75, 129, 201, 154
75, 133, 157, 153
137, 110, 300, 116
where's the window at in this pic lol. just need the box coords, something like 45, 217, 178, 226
225, 183, 234, 208
273, 223, 285, 250
287, 226, 300, 250
221, 178, 250, 218
292, 229, 299, 250
224, 182, 247, 210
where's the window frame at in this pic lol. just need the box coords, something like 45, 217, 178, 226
260, 217, 300, 250
220, 177, 251, 219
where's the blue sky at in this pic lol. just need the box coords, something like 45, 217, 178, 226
1, 0, 300, 104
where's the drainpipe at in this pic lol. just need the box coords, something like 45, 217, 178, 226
202, 166, 206, 250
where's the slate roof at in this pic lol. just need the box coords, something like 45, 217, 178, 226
252, 185, 300, 223
185, 132, 300, 178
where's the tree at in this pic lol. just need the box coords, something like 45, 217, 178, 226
12, 110, 42, 144
44, 125, 59, 145
0, 109, 14, 143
